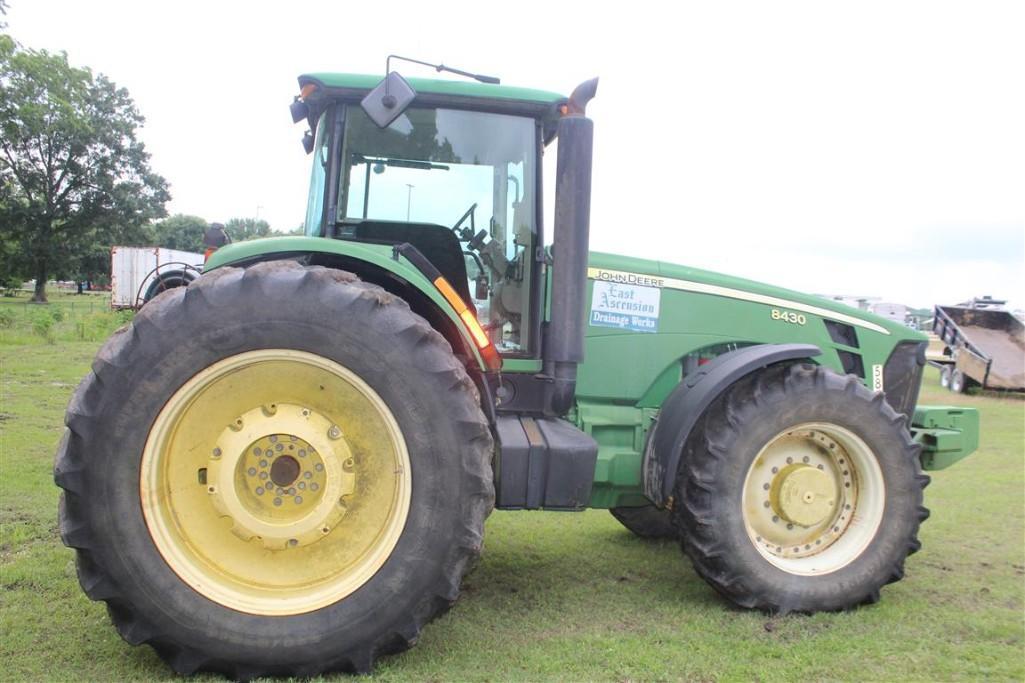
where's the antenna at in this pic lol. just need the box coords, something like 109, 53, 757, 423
385, 55, 500, 85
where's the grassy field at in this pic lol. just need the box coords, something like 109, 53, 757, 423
1, 314, 1022, 681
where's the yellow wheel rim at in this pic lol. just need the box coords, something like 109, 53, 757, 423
742, 423, 885, 576
140, 349, 411, 615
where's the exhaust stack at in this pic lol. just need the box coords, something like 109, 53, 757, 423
546, 78, 598, 415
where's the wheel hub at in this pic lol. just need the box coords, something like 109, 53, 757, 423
770, 464, 836, 527
207, 403, 356, 550
743, 427, 856, 561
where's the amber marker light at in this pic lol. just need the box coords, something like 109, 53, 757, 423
435, 278, 488, 346
433, 276, 502, 371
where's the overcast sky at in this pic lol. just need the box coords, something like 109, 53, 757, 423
6, 0, 1023, 310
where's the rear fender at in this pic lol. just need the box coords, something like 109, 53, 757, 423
643, 343, 822, 505
203, 236, 487, 370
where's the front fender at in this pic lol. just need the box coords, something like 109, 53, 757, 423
643, 343, 822, 505
204, 236, 487, 370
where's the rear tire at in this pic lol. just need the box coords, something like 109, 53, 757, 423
610, 505, 677, 539
673, 363, 929, 613
55, 261, 494, 677
939, 364, 952, 389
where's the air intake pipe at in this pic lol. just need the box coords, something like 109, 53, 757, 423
545, 78, 598, 415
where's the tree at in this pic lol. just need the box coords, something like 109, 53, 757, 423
152, 213, 208, 252
0, 38, 169, 301
225, 217, 272, 242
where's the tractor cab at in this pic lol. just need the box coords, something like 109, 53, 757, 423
298, 72, 567, 356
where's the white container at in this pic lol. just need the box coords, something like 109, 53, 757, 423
111, 246, 204, 309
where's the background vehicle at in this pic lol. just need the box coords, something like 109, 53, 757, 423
56, 64, 979, 677
932, 297, 1025, 393
109, 245, 203, 309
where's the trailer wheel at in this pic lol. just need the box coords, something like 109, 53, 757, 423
950, 369, 968, 393
610, 505, 677, 539
55, 261, 494, 677
939, 365, 952, 389
142, 270, 194, 304
673, 363, 929, 613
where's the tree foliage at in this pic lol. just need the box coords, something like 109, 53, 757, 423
151, 213, 208, 252
0, 37, 169, 300
225, 217, 272, 242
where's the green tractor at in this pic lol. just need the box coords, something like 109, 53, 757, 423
55, 62, 979, 677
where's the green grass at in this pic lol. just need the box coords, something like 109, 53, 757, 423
0, 289, 131, 346
1, 336, 1022, 681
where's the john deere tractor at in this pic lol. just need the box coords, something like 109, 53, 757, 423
55, 62, 979, 677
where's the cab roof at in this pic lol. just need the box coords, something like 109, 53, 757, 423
299, 72, 565, 106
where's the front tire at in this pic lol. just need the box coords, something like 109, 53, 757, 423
55, 261, 494, 677
673, 363, 929, 612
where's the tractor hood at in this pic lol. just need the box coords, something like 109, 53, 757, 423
585, 251, 924, 342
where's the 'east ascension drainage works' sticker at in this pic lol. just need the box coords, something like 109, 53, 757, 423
589, 281, 661, 333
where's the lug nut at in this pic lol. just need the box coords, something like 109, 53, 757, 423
328, 425, 342, 440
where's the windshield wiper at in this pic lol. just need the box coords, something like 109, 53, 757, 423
352, 154, 450, 172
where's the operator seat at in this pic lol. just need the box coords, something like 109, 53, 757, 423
342, 220, 476, 315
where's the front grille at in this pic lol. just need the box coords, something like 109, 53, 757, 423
825, 320, 859, 348
883, 341, 927, 418
837, 350, 865, 378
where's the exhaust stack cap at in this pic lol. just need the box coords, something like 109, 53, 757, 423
565, 78, 599, 116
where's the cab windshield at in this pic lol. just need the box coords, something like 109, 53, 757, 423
337, 105, 538, 354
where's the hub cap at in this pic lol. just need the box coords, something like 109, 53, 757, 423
742, 423, 885, 575
141, 350, 411, 615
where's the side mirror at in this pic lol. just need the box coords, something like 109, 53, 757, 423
361, 72, 417, 128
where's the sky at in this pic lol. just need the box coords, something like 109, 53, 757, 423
5, 0, 1023, 311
